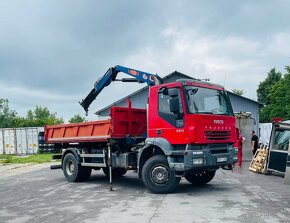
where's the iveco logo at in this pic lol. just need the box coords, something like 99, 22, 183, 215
214, 120, 224, 124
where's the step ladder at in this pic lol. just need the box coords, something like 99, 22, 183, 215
80, 149, 107, 167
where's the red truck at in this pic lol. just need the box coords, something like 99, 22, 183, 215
47, 65, 237, 193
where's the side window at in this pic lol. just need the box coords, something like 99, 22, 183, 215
159, 93, 171, 114
158, 88, 184, 127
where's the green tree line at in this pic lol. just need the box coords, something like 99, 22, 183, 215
0, 99, 85, 128
257, 66, 290, 122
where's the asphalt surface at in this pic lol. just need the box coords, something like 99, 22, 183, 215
0, 163, 289, 223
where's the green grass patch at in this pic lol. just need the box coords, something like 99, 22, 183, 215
0, 154, 55, 164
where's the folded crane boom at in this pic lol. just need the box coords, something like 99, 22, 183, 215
80, 65, 162, 113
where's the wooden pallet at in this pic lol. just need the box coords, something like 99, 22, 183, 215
249, 145, 269, 174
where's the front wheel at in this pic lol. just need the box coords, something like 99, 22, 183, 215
185, 170, 216, 186
142, 155, 180, 194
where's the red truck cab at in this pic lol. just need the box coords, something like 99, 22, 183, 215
141, 79, 237, 175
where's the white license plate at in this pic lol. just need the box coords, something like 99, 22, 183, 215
217, 157, 227, 163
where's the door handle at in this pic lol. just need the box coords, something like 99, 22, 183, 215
156, 129, 162, 135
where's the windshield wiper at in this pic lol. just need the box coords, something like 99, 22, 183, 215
215, 113, 228, 115
196, 111, 213, 114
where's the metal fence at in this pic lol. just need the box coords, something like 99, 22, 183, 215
0, 127, 43, 155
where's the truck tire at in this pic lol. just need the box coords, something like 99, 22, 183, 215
185, 170, 216, 186
142, 155, 180, 194
102, 167, 127, 178
81, 167, 92, 181
63, 153, 86, 182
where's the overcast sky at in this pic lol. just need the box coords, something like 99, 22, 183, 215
0, 0, 290, 121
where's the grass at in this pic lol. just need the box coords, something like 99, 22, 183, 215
0, 154, 55, 164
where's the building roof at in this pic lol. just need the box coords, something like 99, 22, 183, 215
227, 91, 262, 106
95, 71, 259, 115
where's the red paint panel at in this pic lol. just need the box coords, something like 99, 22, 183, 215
45, 119, 111, 143
45, 106, 146, 144
111, 106, 147, 138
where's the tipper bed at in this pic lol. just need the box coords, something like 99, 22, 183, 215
45, 106, 147, 144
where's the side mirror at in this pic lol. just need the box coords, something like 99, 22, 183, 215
170, 97, 180, 113
168, 88, 178, 97
158, 87, 168, 95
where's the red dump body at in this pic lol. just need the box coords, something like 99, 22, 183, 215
45, 106, 147, 144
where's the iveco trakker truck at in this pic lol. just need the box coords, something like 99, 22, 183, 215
47, 65, 237, 193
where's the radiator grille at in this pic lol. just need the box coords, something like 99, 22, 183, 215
205, 131, 230, 140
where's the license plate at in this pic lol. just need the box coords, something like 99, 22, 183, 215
217, 157, 227, 163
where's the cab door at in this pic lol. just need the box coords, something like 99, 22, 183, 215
148, 86, 187, 144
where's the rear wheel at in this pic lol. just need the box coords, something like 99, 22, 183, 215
63, 153, 82, 182
81, 167, 92, 181
102, 167, 127, 178
142, 155, 180, 194
185, 170, 216, 186
63, 153, 91, 182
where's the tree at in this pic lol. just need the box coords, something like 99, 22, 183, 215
0, 99, 17, 128
23, 106, 64, 127
69, 114, 86, 123
267, 69, 290, 120
259, 66, 290, 122
232, 89, 245, 96
257, 68, 282, 106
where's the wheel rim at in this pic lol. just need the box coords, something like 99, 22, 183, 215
66, 160, 75, 176
151, 165, 169, 184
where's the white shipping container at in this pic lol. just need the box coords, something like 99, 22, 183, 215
0, 130, 4, 154
4, 129, 16, 154
0, 127, 43, 155
15, 128, 28, 154
27, 128, 39, 154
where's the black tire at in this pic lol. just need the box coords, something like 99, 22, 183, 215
142, 155, 180, 194
81, 167, 92, 181
185, 170, 216, 186
62, 153, 89, 182
102, 167, 127, 178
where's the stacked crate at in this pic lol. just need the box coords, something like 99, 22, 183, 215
249, 146, 269, 173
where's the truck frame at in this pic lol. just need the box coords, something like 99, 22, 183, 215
48, 65, 237, 193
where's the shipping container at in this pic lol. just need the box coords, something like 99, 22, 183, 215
4, 129, 16, 154
0, 129, 4, 154
0, 127, 43, 155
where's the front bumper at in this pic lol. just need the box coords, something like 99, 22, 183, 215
168, 144, 238, 171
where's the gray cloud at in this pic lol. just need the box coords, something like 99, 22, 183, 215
0, 0, 290, 121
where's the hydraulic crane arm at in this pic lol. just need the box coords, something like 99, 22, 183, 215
80, 65, 162, 114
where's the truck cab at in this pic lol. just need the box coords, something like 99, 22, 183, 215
138, 79, 237, 192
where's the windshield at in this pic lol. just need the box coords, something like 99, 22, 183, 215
184, 86, 233, 115
273, 129, 290, 151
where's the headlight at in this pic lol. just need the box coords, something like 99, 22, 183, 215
192, 158, 203, 165
192, 151, 203, 155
